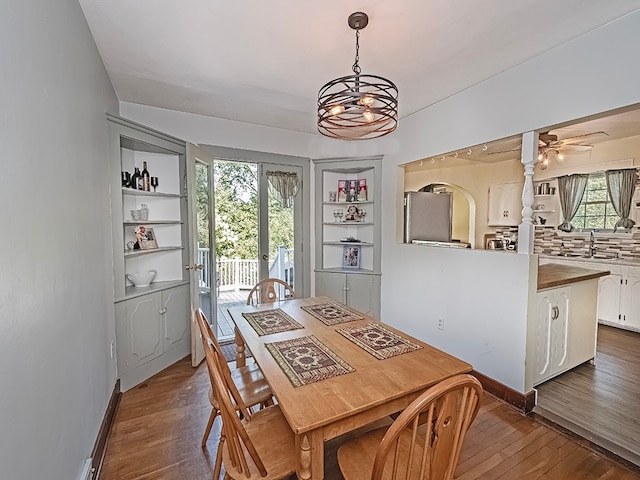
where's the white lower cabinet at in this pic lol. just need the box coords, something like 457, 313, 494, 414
115, 284, 190, 390
534, 280, 599, 386
534, 287, 570, 385
315, 271, 380, 319
597, 265, 640, 331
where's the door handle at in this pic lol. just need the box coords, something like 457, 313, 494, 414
551, 306, 559, 320
185, 264, 204, 271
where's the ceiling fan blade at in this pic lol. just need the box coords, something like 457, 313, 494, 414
559, 144, 593, 151
558, 131, 609, 145
488, 148, 520, 155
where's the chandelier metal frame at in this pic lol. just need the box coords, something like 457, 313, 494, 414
317, 12, 399, 140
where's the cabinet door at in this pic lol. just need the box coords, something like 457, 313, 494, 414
162, 285, 190, 349
488, 183, 523, 226
315, 272, 347, 304
622, 272, 640, 329
551, 289, 570, 374
534, 292, 553, 384
597, 274, 622, 323
115, 293, 163, 371
347, 274, 381, 319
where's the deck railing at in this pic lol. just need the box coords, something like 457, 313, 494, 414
197, 246, 293, 291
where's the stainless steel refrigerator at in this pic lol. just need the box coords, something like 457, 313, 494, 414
404, 191, 452, 243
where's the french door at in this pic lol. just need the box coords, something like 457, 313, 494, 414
187, 143, 217, 366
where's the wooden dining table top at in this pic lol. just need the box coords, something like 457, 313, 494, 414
228, 296, 473, 437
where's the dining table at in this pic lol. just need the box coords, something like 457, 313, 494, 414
227, 296, 473, 479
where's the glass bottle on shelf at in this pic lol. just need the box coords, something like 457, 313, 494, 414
130, 167, 140, 190
141, 161, 151, 191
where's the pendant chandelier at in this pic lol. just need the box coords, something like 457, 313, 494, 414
317, 12, 398, 140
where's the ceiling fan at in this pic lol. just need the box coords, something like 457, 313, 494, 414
537, 131, 608, 169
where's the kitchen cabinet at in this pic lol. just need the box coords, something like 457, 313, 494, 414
314, 157, 381, 318
108, 115, 191, 390
488, 182, 523, 226
534, 278, 599, 386
534, 287, 570, 385
315, 271, 380, 319
598, 264, 640, 331
115, 285, 190, 391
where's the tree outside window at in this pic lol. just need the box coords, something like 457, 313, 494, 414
571, 172, 619, 230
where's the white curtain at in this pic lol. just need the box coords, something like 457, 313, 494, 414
605, 168, 637, 232
557, 173, 589, 232
267, 171, 300, 208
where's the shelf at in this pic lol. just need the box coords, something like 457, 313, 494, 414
117, 279, 190, 303
122, 188, 181, 198
315, 267, 380, 275
323, 201, 373, 206
123, 220, 182, 226
323, 222, 373, 226
124, 246, 183, 257
533, 210, 556, 214
323, 241, 374, 246
534, 194, 555, 198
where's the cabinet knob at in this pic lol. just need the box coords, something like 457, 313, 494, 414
159, 307, 167, 315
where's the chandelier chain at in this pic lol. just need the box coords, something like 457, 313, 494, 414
352, 30, 361, 75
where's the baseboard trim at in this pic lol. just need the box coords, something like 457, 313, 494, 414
92, 379, 121, 479
472, 370, 535, 413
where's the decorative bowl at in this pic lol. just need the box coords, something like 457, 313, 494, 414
126, 270, 157, 287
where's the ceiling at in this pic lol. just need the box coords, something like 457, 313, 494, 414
79, 1, 640, 136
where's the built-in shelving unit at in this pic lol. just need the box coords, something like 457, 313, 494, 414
314, 157, 382, 318
108, 115, 191, 391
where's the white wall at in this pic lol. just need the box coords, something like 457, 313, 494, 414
0, 3, 118, 480
123, 11, 640, 393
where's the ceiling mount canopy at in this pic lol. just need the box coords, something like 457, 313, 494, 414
317, 11, 399, 141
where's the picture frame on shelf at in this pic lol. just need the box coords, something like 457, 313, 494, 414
342, 245, 361, 269
135, 225, 158, 250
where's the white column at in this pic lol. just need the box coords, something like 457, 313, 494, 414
518, 131, 538, 254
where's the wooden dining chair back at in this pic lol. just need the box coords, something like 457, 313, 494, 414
195, 309, 256, 420
203, 336, 296, 479
246, 277, 295, 305
338, 374, 483, 480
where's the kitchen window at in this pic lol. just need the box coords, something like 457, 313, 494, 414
572, 172, 619, 230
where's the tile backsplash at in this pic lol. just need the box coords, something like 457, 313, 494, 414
533, 227, 640, 260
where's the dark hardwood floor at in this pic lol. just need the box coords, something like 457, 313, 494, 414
536, 325, 640, 466
100, 355, 640, 479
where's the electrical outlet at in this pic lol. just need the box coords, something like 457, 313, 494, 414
437, 317, 445, 330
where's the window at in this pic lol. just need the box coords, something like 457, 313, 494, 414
571, 172, 619, 230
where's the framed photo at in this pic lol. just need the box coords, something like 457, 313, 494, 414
342, 245, 361, 269
135, 225, 158, 250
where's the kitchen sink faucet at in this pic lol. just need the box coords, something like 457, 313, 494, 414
589, 230, 598, 257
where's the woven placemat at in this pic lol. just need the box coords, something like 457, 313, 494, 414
265, 335, 355, 387
336, 322, 423, 360
300, 302, 364, 326
242, 309, 304, 336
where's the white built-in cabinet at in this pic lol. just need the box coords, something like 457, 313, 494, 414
488, 182, 523, 226
314, 157, 381, 319
597, 264, 640, 331
108, 115, 191, 391
533, 279, 599, 386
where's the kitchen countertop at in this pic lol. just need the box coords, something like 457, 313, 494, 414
538, 253, 640, 267
538, 263, 611, 290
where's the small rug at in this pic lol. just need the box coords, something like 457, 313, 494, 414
265, 335, 355, 387
242, 309, 304, 336
336, 322, 423, 360
300, 302, 364, 326
219, 341, 252, 363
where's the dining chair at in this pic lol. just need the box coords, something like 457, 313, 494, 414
203, 333, 296, 480
246, 277, 295, 305
337, 374, 483, 480
195, 310, 273, 456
